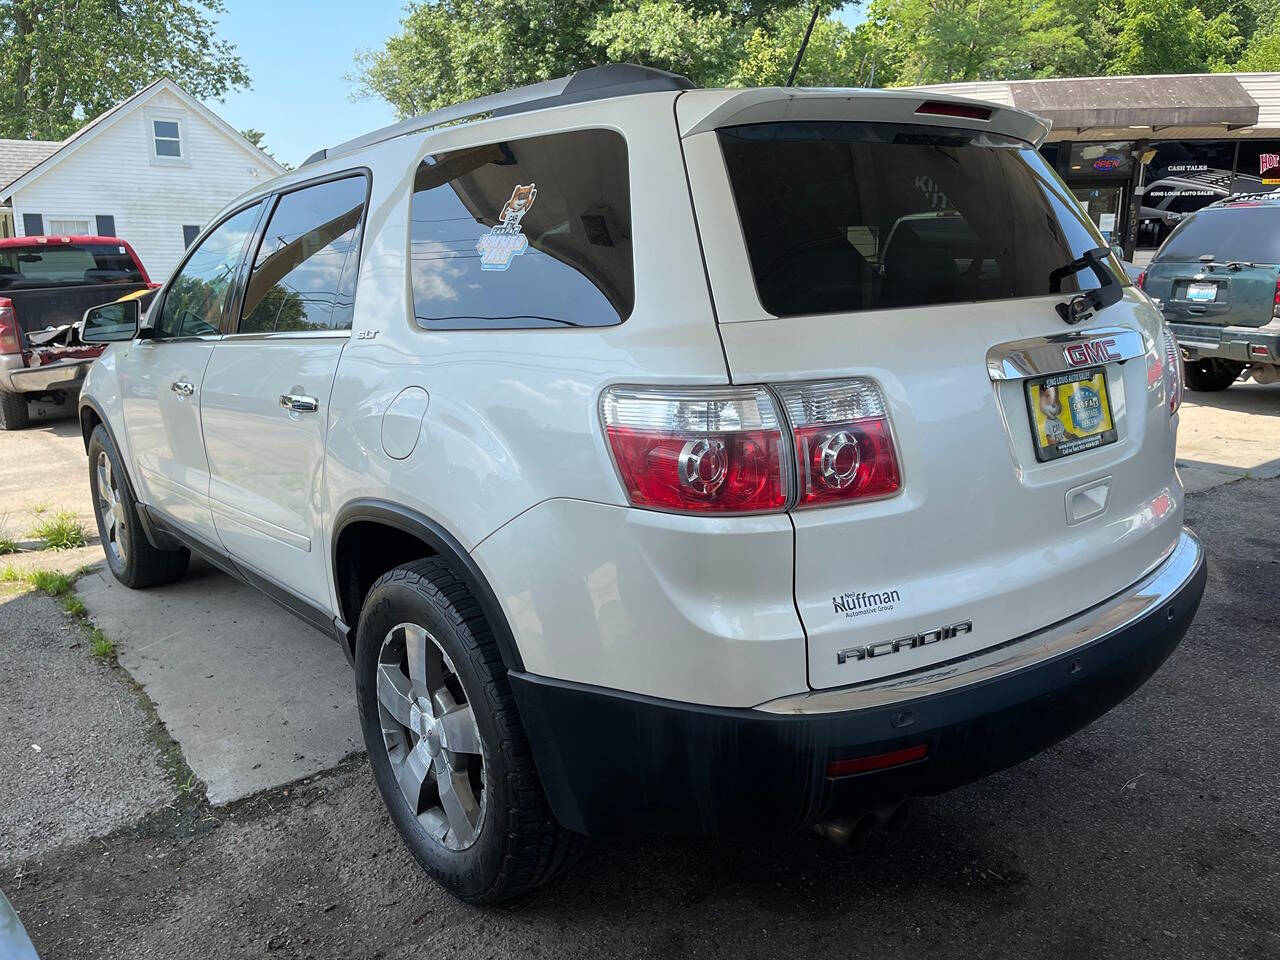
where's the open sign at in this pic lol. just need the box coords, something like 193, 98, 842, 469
1092, 156, 1122, 171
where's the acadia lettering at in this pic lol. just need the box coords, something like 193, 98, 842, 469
836, 620, 974, 665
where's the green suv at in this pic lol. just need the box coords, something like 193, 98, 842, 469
1140, 193, 1280, 391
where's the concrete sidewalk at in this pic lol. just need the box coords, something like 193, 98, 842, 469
76, 559, 361, 805
1176, 380, 1280, 493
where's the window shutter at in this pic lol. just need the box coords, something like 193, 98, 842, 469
22, 213, 43, 236
95, 215, 116, 237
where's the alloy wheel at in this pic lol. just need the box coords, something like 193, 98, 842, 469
375, 622, 487, 851
95, 451, 127, 564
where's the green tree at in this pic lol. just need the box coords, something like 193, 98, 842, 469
734, 4, 869, 86
1234, 25, 1280, 69
587, 1, 742, 85
1106, 0, 1241, 73
862, 0, 1087, 85
0, 0, 249, 140
239, 127, 291, 170
352, 0, 853, 117
352, 0, 614, 118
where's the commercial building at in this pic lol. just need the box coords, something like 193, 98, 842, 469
916, 72, 1280, 258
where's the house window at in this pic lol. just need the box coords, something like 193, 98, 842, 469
48, 218, 92, 236
153, 119, 182, 158
183, 225, 201, 248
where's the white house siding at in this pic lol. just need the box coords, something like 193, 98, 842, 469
10, 89, 279, 281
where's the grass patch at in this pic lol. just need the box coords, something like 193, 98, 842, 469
0, 513, 17, 555
29, 510, 87, 551
89, 627, 116, 659
28, 569, 75, 596
62, 594, 87, 617
29, 500, 50, 516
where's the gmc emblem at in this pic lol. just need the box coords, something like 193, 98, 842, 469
1064, 338, 1120, 367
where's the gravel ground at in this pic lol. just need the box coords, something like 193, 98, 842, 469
5, 477, 1279, 960
0, 586, 177, 866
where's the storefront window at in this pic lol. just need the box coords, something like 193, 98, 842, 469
1234, 140, 1280, 194
1138, 141, 1236, 248
1068, 141, 1134, 176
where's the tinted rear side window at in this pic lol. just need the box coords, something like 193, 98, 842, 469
1155, 207, 1280, 265
718, 122, 1107, 317
240, 174, 368, 333
0, 243, 143, 288
410, 129, 632, 329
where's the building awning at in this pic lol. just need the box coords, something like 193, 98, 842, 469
1009, 75, 1260, 132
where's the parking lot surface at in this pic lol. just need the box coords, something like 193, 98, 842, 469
0, 394, 1277, 959
3, 475, 1276, 959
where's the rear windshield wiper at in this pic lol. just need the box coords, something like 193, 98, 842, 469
1049, 247, 1123, 325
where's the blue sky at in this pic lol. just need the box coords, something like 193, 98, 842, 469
206, 1, 868, 168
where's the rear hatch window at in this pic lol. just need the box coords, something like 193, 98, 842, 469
1154, 207, 1280, 264
0, 243, 143, 289
717, 121, 1115, 317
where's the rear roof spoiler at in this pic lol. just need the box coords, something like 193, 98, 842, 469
675, 88, 1051, 146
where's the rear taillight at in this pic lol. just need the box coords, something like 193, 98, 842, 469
1136, 270, 1146, 290
601, 386, 788, 514
775, 379, 901, 507
0, 298, 20, 355
1160, 324, 1183, 415
1273, 276, 1279, 319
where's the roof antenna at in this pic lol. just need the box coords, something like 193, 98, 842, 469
786, 2, 823, 87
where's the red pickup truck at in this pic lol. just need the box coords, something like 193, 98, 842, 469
0, 235, 154, 429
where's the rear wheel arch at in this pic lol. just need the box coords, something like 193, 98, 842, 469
331, 499, 525, 673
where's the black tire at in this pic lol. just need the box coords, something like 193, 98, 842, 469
355, 558, 584, 904
87, 425, 190, 588
1182, 358, 1243, 392
0, 390, 29, 430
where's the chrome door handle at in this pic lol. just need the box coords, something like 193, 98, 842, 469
279, 394, 319, 413
171, 381, 195, 397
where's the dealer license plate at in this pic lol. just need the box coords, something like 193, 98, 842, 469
1186, 282, 1218, 303
1025, 367, 1118, 462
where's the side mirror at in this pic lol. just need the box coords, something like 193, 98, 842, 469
80, 299, 141, 343
1111, 244, 1125, 261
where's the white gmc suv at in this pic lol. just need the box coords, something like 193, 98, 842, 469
77, 65, 1207, 904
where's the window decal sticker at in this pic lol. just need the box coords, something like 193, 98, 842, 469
476, 183, 537, 271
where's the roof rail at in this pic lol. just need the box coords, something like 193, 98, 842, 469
301, 63, 695, 168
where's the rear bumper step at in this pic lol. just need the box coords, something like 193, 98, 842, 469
1171, 321, 1280, 364
7, 357, 93, 394
509, 529, 1206, 837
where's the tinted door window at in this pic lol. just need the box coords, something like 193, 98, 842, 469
239, 175, 367, 334
410, 129, 632, 329
155, 203, 263, 338
718, 122, 1109, 318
